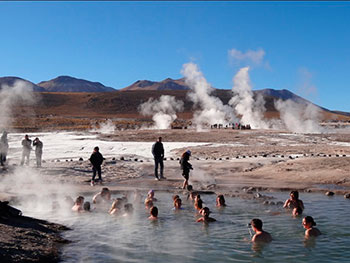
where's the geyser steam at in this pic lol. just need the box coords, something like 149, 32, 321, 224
139, 95, 184, 129
0, 80, 37, 130
229, 67, 269, 129
275, 99, 323, 133
181, 62, 236, 130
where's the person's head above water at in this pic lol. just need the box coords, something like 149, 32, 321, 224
290, 190, 299, 200
75, 196, 84, 205
150, 206, 158, 217
303, 216, 316, 228
148, 189, 155, 198
83, 201, 91, 211
216, 194, 226, 206
101, 188, 111, 199
174, 198, 182, 209
251, 218, 263, 231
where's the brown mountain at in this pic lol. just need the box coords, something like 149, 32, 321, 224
0, 77, 46, 92
121, 78, 189, 91
37, 76, 115, 92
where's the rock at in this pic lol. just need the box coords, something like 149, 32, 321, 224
247, 187, 256, 192
226, 157, 230, 160
281, 155, 284, 158
70, 159, 73, 162
134, 158, 138, 162
140, 160, 143, 162
269, 201, 276, 205
236, 156, 239, 159
325, 191, 335, 196
255, 193, 262, 198
65, 160, 68, 162
219, 158, 222, 160
120, 157, 124, 161
112, 157, 116, 161
196, 158, 200, 160
304, 189, 312, 193
263, 154, 267, 158
242, 156, 246, 158
254, 155, 258, 158
170, 157, 174, 160
344, 193, 350, 199
276, 201, 284, 206
56, 159, 60, 162
176, 158, 180, 161
163, 158, 167, 161
263, 200, 269, 205
79, 157, 83, 161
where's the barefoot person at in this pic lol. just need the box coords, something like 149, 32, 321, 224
303, 216, 321, 238
152, 137, 165, 180
180, 150, 193, 189
33, 137, 43, 167
250, 218, 272, 243
21, 135, 32, 166
89, 146, 104, 186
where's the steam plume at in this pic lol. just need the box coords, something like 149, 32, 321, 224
229, 67, 269, 129
275, 99, 323, 133
181, 62, 236, 130
0, 80, 37, 131
139, 95, 184, 129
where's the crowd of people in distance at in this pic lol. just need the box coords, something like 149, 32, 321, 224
68, 187, 321, 244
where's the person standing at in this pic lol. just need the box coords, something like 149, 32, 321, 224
180, 150, 193, 189
33, 137, 43, 167
0, 131, 9, 166
152, 137, 165, 180
89, 146, 104, 186
21, 135, 32, 166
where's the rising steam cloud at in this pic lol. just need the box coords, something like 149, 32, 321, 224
229, 67, 269, 129
139, 95, 184, 129
181, 62, 236, 130
0, 80, 37, 131
275, 99, 323, 133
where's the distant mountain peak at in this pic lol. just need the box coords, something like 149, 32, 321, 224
37, 76, 115, 92
121, 77, 190, 91
0, 76, 45, 92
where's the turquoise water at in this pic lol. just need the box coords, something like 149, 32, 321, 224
19, 191, 350, 263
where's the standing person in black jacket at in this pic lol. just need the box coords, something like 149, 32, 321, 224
180, 150, 193, 189
89, 146, 104, 186
152, 137, 165, 180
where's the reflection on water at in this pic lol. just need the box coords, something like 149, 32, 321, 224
18, 192, 350, 263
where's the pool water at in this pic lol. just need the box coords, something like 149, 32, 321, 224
18, 191, 350, 263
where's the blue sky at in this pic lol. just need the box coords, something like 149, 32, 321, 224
1, 2, 349, 111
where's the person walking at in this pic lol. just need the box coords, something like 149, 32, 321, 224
152, 137, 165, 180
89, 146, 104, 186
33, 137, 43, 167
21, 135, 32, 166
0, 131, 9, 166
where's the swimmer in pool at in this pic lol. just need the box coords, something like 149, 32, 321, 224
194, 195, 203, 211
93, 187, 111, 204
145, 199, 154, 209
283, 191, 304, 210
149, 206, 158, 220
109, 198, 123, 215
292, 206, 303, 217
216, 194, 226, 207
144, 189, 157, 204
123, 203, 134, 216
173, 197, 183, 210
303, 216, 321, 238
250, 218, 272, 243
83, 201, 91, 212
196, 207, 216, 223
72, 196, 84, 212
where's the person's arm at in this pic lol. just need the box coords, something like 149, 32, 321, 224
151, 143, 155, 156
283, 199, 290, 208
299, 200, 304, 210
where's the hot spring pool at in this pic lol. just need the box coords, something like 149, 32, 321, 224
17, 191, 350, 263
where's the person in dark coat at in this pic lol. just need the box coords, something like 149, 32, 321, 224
180, 150, 193, 189
33, 137, 43, 167
21, 135, 32, 166
152, 137, 165, 180
0, 131, 9, 166
89, 146, 104, 186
